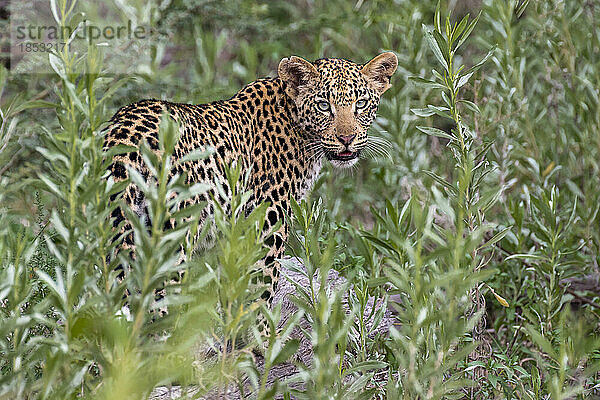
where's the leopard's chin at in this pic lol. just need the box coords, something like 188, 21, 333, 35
329, 158, 359, 168
326, 150, 360, 168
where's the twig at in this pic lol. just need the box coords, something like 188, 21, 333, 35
507, 323, 523, 357
0, 148, 23, 176
562, 285, 600, 310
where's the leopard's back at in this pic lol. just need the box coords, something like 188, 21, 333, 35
104, 97, 254, 248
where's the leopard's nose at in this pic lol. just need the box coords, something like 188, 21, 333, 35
337, 134, 356, 146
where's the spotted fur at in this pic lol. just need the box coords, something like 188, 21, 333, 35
104, 53, 398, 312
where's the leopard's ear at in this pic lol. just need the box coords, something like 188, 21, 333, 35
361, 52, 398, 94
278, 56, 319, 98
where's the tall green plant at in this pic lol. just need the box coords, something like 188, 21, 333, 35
411, 0, 506, 346
285, 198, 386, 399
367, 5, 506, 397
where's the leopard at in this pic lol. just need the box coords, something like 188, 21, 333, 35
103, 52, 398, 322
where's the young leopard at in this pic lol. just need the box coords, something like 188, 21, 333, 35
104, 52, 398, 307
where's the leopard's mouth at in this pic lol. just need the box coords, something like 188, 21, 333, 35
326, 150, 359, 161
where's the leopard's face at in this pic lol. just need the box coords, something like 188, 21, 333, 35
279, 53, 398, 168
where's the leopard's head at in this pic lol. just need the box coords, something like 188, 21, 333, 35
278, 52, 397, 168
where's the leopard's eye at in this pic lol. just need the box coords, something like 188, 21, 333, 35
317, 101, 331, 112
355, 99, 367, 109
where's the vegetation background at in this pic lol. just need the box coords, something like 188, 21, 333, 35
0, 0, 599, 398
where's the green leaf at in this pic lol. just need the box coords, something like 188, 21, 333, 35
423, 26, 449, 72
505, 253, 547, 261
563, 196, 578, 234
408, 76, 447, 90
9, 100, 58, 117
434, 1, 441, 33
480, 186, 504, 214
97, 77, 134, 108
271, 339, 300, 365
64, 80, 86, 115
38, 173, 64, 199
565, 179, 584, 198
526, 326, 558, 360
423, 170, 457, 195
176, 147, 215, 165
103, 144, 137, 161
516, 0, 531, 18
464, 361, 486, 372
360, 232, 400, 256
459, 99, 481, 114
36, 266, 67, 307
48, 53, 66, 79
478, 226, 512, 250
416, 126, 454, 140
345, 360, 388, 375
126, 165, 150, 193
531, 365, 541, 396
456, 11, 481, 50
49, 0, 61, 24
455, 72, 474, 89
466, 46, 496, 75
37, 146, 69, 166
451, 14, 470, 43
427, 105, 453, 120
410, 107, 435, 117
50, 209, 70, 243
432, 29, 450, 64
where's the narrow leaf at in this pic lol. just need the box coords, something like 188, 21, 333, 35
452, 14, 470, 43
423, 170, 458, 194
456, 72, 474, 89
410, 108, 435, 117
466, 46, 497, 75
416, 126, 454, 140
479, 226, 512, 250
526, 326, 558, 360
488, 286, 510, 307
505, 253, 547, 261
408, 76, 447, 90
459, 99, 481, 114
176, 147, 215, 165
423, 26, 449, 72
456, 12, 481, 50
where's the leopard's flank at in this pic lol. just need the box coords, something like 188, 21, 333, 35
104, 52, 398, 309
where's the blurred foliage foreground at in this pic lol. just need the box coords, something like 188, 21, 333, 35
1, 0, 600, 399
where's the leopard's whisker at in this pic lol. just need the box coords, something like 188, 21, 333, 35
304, 143, 323, 153
304, 147, 324, 164
305, 145, 323, 156
308, 151, 324, 164
368, 144, 389, 157
366, 136, 393, 161
304, 140, 323, 151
